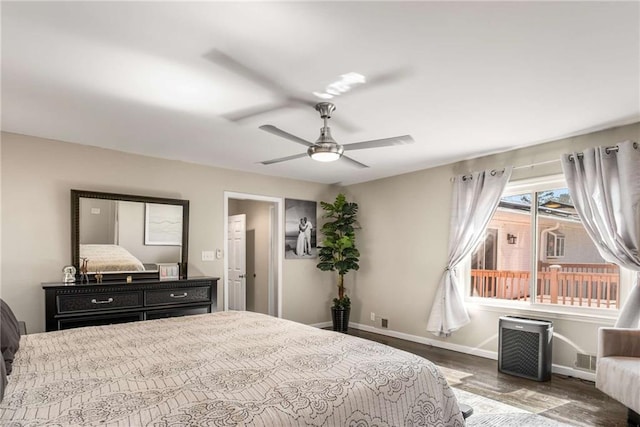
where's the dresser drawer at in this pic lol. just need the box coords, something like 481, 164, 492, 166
146, 306, 210, 320
57, 292, 142, 313
145, 286, 211, 306
58, 312, 143, 330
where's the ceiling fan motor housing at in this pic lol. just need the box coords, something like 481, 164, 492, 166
308, 125, 344, 161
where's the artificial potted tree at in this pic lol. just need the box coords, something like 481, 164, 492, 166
316, 193, 360, 332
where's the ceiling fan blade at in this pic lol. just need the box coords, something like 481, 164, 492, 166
259, 125, 313, 147
226, 97, 318, 122
343, 68, 411, 98
341, 155, 369, 169
363, 68, 410, 87
343, 135, 414, 151
289, 96, 317, 108
205, 50, 320, 121
224, 102, 292, 122
260, 153, 308, 165
204, 49, 292, 95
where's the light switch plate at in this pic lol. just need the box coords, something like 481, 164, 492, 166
202, 251, 215, 261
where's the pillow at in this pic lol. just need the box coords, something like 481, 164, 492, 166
0, 352, 6, 402
0, 299, 20, 375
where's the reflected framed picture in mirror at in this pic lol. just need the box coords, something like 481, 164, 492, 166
158, 263, 180, 280
144, 203, 184, 246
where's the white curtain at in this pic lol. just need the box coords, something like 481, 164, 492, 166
427, 167, 512, 337
561, 140, 640, 327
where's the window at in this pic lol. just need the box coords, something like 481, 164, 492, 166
545, 230, 565, 258
468, 175, 621, 311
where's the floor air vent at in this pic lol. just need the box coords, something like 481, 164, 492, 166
498, 316, 553, 381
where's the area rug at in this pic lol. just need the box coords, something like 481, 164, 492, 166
437, 365, 574, 427
453, 387, 574, 426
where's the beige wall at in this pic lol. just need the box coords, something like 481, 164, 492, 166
2, 122, 638, 371
345, 122, 640, 369
0, 132, 337, 332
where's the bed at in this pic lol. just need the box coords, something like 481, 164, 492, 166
79, 244, 145, 272
0, 311, 464, 426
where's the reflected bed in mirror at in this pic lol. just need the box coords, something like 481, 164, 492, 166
71, 190, 189, 281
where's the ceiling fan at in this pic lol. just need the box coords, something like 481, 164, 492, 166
204, 49, 407, 131
259, 102, 414, 168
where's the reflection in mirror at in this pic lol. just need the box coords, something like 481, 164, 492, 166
72, 190, 189, 279
79, 199, 183, 273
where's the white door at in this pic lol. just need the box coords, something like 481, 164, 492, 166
228, 214, 246, 310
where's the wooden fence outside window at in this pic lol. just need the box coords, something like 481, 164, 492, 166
470, 263, 620, 309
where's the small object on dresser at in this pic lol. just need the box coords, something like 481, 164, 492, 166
79, 257, 89, 283
159, 263, 179, 280
62, 265, 76, 284
94, 272, 103, 283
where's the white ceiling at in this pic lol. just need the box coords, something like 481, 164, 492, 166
2, 1, 639, 185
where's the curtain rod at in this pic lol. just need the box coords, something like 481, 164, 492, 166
567, 145, 620, 162
518, 141, 636, 167
512, 158, 560, 170
452, 168, 507, 182
453, 141, 636, 181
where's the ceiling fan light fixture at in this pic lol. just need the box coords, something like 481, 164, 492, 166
307, 143, 344, 162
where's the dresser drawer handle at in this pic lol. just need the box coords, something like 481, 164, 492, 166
170, 293, 188, 298
91, 297, 114, 304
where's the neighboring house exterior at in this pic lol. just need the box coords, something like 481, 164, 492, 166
471, 196, 619, 308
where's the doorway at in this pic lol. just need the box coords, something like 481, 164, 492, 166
224, 192, 283, 317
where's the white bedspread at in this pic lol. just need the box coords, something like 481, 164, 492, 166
80, 244, 145, 272
0, 311, 464, 426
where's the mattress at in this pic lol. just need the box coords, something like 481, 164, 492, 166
0, 311, 464, 426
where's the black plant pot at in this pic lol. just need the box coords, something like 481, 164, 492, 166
331, 307, 350, 333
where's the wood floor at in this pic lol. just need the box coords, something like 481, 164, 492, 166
347, 328, 628, 427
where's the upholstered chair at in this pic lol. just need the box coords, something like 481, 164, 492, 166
596, 327, 640, 426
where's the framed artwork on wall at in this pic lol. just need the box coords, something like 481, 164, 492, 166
284, 199, 317, 259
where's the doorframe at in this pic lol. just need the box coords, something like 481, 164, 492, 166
223, 191, 283, 318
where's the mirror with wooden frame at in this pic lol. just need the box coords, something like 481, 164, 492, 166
71, 189, 189, 281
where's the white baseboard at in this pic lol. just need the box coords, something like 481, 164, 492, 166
309, 321, 332, 329
551, 364, 595, 382
350, 322, 499, 359
347, 322, 596, 382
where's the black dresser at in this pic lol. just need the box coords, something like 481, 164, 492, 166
42, 277, 218, 331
